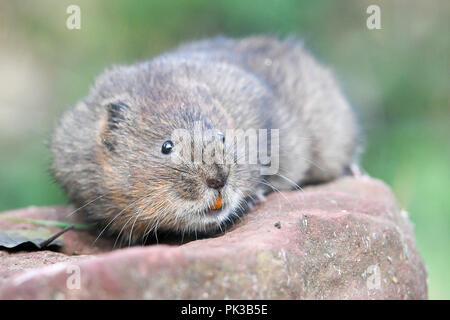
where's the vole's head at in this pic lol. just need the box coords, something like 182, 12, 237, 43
87, 61, 268, 243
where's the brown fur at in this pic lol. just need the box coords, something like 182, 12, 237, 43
51, 35, 359, 245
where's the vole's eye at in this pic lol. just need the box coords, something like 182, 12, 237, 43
161, 140, 174, 154
218, 132, 225, 143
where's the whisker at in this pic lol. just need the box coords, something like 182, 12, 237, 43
92, 192, 152, 246
66, 191, 111, 217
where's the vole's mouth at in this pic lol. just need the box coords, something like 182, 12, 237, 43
209, 195, 222, 211
200, 195, 225, 215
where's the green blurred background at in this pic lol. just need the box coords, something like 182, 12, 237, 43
0, 0, 448, 298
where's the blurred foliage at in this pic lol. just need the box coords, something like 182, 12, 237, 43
0, 0, 448, 298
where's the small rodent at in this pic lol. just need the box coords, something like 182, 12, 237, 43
51, 35, 359, 245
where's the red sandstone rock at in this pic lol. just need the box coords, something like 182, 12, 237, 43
0, 177, 427, 299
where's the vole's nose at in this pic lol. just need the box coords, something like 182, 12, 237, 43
206, 178, 226, 190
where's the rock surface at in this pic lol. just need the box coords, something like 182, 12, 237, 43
0, 177, 427, 299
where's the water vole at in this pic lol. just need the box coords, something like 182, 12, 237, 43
51, 35, 359, 244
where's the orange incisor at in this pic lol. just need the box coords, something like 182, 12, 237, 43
209, 195, 222, 211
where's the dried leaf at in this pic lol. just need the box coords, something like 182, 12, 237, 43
0, 227, 65, 251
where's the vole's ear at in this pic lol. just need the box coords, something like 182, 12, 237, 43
101, 101, 130, 153
105, 101, 130, 131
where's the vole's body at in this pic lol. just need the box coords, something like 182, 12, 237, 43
51, 36, 359, 244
